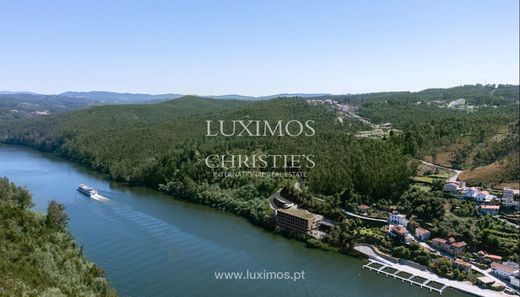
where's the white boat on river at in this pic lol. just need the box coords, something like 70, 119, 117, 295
77, 184, 109, 202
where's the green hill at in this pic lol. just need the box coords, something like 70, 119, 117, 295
3, 88, 519, 223
0, 177, 117, 296
57, 95, 249, 132
2, 97, 415, 223
2, 89, 519, 260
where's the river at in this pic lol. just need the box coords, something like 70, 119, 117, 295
0, 144, 471, 297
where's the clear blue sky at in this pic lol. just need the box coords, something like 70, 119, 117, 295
0, 0, 518, 96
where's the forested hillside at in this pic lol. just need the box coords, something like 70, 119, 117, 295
0, 93, 96, 122
349, 84, 519, 186
0, 177, 117, 296
1, 86, 519, 262
1, 85, 518, 224
1, 96, 415, 225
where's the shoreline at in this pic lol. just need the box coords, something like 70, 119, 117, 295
2, 143, 514, 297
355, 244, 514, 297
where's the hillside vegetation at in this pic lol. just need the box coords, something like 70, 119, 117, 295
2, 97, 415, 225
349, 85, 519, 186
0, 177, 117, 296
1, 85, 518, 259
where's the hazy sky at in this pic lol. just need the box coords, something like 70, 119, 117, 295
1, 0, 518, 96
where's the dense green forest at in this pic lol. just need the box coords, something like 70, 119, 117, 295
2, 96, 415, 226
349, 85, 519, 186
0, 177, 117, 296
1, 85, 518, 265
2, 85, 518, 224
316, 84, 519, 106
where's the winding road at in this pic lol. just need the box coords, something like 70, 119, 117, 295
419, 160, 463, 182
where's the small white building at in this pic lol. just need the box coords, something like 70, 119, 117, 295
510, 276, 520, 288
388, 211, 408, 227
463, 187, 479, 198
491, 262, 520, 279
476, 191, 497, 203
415, 227, 431, 241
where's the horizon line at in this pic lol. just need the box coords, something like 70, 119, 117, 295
1, 82, 519, 98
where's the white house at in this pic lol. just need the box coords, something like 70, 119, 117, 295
463, 187, 479, 199
415, 227, 431, 240
491, 262, 520, 279
476, 191, 496, 203
388, 211, 408, 227
448, 98, 466, 109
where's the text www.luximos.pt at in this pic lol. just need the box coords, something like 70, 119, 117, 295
214, 270, 306, 281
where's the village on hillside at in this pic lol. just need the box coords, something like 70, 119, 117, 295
267, 173, 519, 296
268, 102, 520, 296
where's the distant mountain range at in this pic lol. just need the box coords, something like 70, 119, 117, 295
0, 91, 40, 95
59, 91, 184, 103
0, 91, 330, 103
0, 91, 331, 122
206, 93, 331, 100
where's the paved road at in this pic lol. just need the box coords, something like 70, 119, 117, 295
342, 209, 387, 223
419, 160, 462, 182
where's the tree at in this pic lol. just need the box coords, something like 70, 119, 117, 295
17, 189, 33, 210
46, 200, 68, 232
432, 178, 444, 191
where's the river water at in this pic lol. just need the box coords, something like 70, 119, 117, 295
0, 145, 471, 297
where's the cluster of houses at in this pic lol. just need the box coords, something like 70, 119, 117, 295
477, 258, 520, 289
306, 99, 401, 138
491, 261, 520, 288
444, 181, 520, 213
358, 204, 520, 292
306, 99, 357, 115
475, 251, 520, 288
430, 237, 467, 257
386, 211, 433, 245
387, 211, 413, 244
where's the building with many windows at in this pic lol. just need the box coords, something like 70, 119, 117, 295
491, 262, 519, 279
431, 237, 467, 256
388, 211, 408, 227
276, 207, 323, 234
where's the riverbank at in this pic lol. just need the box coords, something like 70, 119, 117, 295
355, 244, 512, 297
1, 144, 475, 297
0, 177, 117, 296
0, 144, 492, 297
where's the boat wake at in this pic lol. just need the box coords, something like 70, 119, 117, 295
78, 184, 110, 203
91, 193, 110, 203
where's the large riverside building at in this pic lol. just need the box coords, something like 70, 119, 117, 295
276, 207, 323, 234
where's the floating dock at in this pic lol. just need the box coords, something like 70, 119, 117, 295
363, 260, 448, 294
